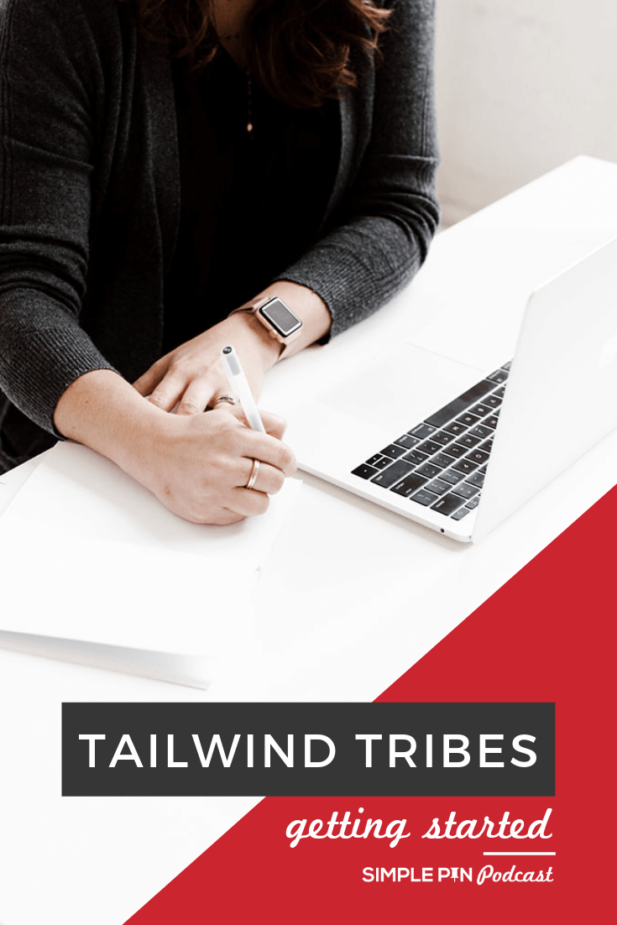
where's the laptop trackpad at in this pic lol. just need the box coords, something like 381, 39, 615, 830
318, 343, 488, 437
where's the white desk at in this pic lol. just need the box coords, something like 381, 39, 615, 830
1, 156, 616, 925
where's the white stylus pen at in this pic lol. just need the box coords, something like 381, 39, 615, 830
220, 345, 266, 434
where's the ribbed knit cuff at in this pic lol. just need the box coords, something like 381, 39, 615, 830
0, 290, 118, 436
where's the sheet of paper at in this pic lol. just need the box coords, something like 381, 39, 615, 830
0, 631, 213, 689
0, 442, 301, 684
0, 441, 301, 570
0, 525, 254, 647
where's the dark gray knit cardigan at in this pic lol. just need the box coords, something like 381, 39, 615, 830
0, 0, 439, 468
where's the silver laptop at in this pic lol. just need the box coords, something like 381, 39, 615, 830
285, 236, 617, 541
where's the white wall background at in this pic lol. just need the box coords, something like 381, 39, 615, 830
434, 0, 617, 224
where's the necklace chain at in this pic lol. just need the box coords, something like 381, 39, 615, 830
212, 7, 253, 137
246, 70, 253, 136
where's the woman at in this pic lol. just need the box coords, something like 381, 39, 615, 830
0, 0, 439, 524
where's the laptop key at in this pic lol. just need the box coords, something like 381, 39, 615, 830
487, 369, 508, 383
366, 454, 392, 470
370, 459, 413, 488
484, 415, 499, 429
381, 443, 408, 459
425, 478, 451, 496
465, 496, 481, 509
439, 468, 466, 485
459, 379, 497, 402
451, 506, 471, 521
394, 434, 420, 450
403, 449, 429, 466
494, 386, 506, 398
432, 452, 457, 469
424, 398, 470, 429
431, 493, 466, 515
466, 471, 485, 488
431, 430, 456, 445
453, 458, 479, 475
352, 464, 379, 480
455, 412, 481, 428
485, 394, 502, 408
466, 449, 490, 465
416, 439, 442, 456
469, 423, 492, 439
390, 472, 428, 497
443, 420, 467, 436
410, 488, 440, 507
452, 481, 479, 500
444, 442, 469, 459
424, 379, 494, 429
470, 403, 492, 417
416, 462, 442, 480
409, 423, 435, 439
457, 434, 480, 449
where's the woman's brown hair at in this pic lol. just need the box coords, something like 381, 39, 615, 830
122, 0, 391, 108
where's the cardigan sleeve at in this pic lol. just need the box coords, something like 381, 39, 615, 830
273, 0, 440, 338
0, 0, 116, 435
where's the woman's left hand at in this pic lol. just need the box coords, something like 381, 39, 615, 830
133, 311, 281, 414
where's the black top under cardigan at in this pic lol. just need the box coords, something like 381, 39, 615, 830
0, 0, 440, 469
164, 50, 339, 354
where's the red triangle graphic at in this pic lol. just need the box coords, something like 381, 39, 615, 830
125, 486, 617, 923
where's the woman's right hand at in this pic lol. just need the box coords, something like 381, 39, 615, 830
53, 369, 296, 525
128, 406, 296, 525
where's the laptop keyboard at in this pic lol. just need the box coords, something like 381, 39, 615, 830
351, 363, 510, 521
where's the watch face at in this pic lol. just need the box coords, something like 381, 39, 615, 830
259, 298, 302, 338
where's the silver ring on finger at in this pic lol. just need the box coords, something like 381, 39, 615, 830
245, 458, 260, 490
214, 394, 236, 406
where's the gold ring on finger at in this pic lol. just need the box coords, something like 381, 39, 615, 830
246, 458, 260, 490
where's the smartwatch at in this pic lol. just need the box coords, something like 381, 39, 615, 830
230, 296, 303, 355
